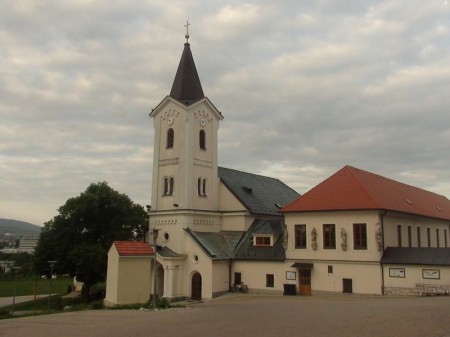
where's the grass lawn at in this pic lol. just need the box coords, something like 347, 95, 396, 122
0, 275, 73, 298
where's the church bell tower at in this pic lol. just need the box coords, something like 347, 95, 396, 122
149, 25, 223, 252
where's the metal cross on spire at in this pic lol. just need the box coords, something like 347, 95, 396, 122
184, 20, 190, 43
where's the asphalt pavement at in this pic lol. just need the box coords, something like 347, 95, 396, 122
1, 294, 450, 337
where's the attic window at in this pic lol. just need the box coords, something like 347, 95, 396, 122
436, 206, 442, 212
243, 186, 253, 193
253, 235, 273, 247
405, 198, 413, 205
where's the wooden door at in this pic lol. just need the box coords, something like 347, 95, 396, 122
299, 270, 311, 295
191, 272, 202, 300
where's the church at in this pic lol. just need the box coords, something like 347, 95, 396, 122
105, 30, 450, 306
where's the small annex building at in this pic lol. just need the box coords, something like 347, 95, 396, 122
105, 241, 154, 306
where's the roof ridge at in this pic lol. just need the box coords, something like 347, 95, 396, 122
349, 165, 449, 205
346, 166, 382, 208
218, 232, 235, 258
219, 166, 283, 181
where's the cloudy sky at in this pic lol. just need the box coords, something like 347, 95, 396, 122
1, 1, 450, 226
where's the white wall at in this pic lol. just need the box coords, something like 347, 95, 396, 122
383, 212, 450, 248
232, 261, 286, 294
285, 211, 382, 262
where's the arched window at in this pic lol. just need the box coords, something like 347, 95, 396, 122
167, 128, 174, 148
163, 176, 174, 196
199, 130, 206, 150
197, 177, 207, 196
202, 178, 207, 196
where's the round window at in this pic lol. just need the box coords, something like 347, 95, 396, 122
193, 254, 199, 264
163, 232, 170, 241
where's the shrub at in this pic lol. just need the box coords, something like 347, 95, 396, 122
157, 298, 170, 309
90, 300, 104, 310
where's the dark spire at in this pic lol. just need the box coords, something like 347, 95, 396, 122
169, 42, 205, 105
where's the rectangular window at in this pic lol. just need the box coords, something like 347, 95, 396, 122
427, 228, 431, 247
445, 229, 448, 248
234, 272, 241, 285
436, 229, 440, 248
408, 226, 412, 247
295, 224, 307, 249
266, 274, 274, 288
328, 265, 333, 274
417, 227, 421, 248
254, 236, 271, 246
397, 225, 402, 247
353, 223, 367, 250
323, 224, 336, 249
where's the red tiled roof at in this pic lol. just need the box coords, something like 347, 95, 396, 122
282, 165, 450, 221
113, 241, 154, 256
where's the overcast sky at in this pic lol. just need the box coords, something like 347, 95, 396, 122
1, 1, 450, 226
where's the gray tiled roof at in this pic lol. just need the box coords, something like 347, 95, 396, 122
234, 219, 286, 261
218, 167, 299, 216
184, 228, 244, 260
381, 247, 450, 266
156, 246, 186, 258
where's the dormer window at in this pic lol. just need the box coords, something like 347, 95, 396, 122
253, 235, 273, 247
167, 128, 174, 148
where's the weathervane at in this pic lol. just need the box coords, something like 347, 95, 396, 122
184, 20, 190, 43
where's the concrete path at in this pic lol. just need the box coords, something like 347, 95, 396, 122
0, 295, 49, 308
1, 294, 450, 337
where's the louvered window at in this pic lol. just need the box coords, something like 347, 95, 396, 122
167, 128, 174, 148
199, 130, 206, 150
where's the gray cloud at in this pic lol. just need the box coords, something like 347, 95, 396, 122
1, 0, 450, 225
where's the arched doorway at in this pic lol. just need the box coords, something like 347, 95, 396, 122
191, 272, 202, 300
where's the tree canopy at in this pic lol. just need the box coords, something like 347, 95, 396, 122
33, 182, 148, 300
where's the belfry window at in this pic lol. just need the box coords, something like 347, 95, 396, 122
167, 128, 174, 148
163, 176, 174, 196
199, 130, 206, 150
198, 177, 207, 196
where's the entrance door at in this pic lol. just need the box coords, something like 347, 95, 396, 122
299, 269, 311, 295
157, 265, 164, 298
191, 272, 202, 300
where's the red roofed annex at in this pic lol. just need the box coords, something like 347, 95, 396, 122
283, 165, 450, 221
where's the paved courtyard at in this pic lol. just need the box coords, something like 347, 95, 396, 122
1, 294, 450, 337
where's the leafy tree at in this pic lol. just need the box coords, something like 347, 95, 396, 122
33, 182, 148, 301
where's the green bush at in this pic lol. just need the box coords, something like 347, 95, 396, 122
157, 297, 170, 309
0, 309, 11, 319
90, 300, 104, 310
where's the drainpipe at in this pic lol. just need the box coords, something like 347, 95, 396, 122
228, 259, 232, 291
380, 210, 387, 295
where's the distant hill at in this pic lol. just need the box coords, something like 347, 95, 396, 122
0, 218, 42, 236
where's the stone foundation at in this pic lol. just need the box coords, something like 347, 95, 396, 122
384, 284, 450, 296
